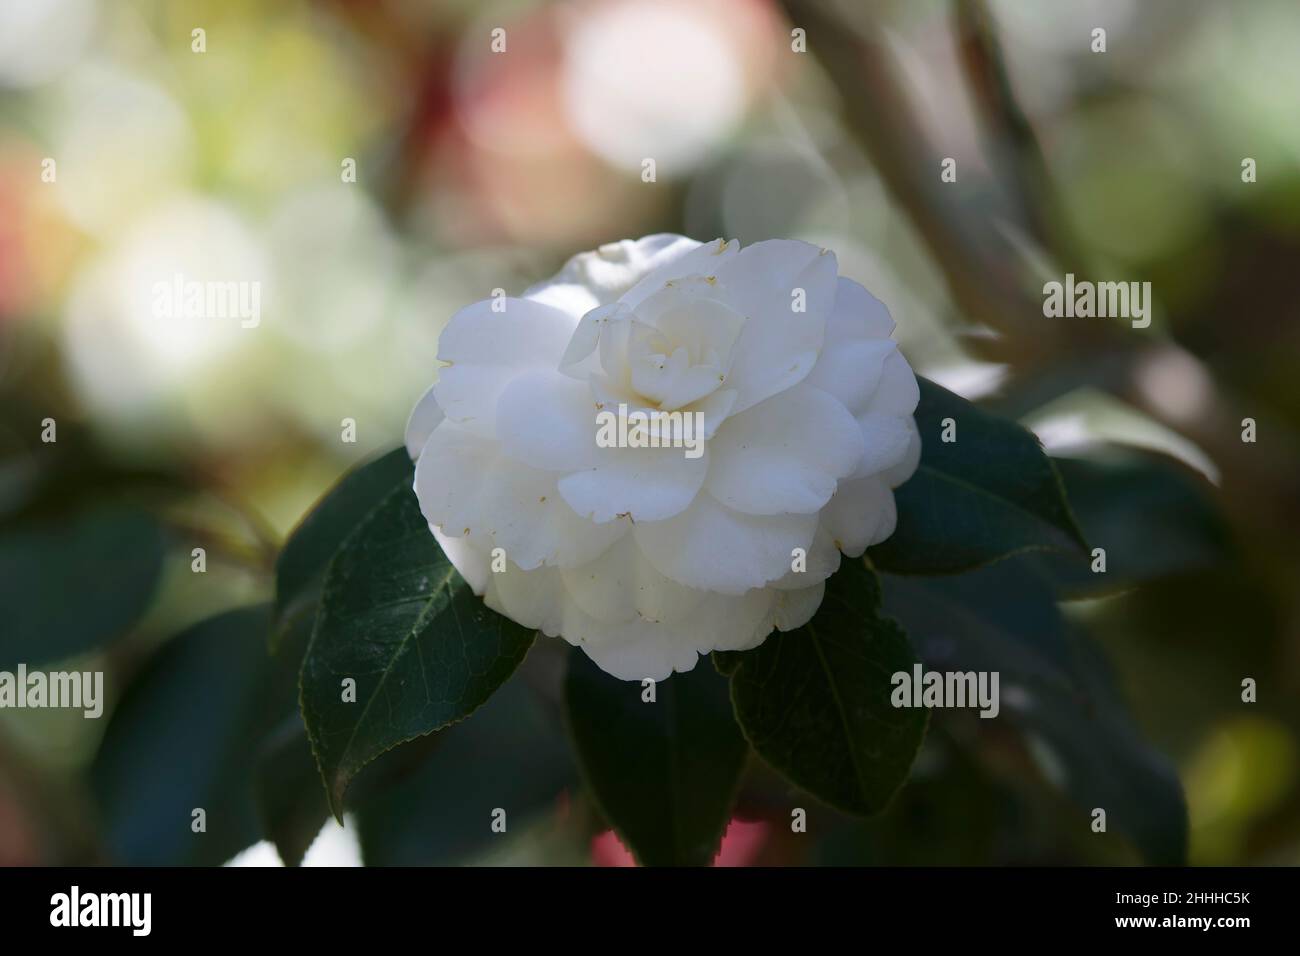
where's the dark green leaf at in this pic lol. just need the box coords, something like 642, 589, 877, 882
1021, 634, 1188, 865
300, 483, 536, 819
881, 564, 1188, 864
1032, 447, 1231, 597
565, 647, 748, 866
91, 605, 274, 866
272, 448, 413, 647
719, 558, 927, 816
880, 559, 1075, 685
252, 612, 329, 867
869, 378, 1085, 574
0, 504, 165, 669
254, 720, 330, 867
358, 671, 577, 865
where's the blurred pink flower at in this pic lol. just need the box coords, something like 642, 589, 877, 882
591, 817, 770, 867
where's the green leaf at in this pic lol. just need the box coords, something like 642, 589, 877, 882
718, 558, 927, 816
252, 611, 330, 867
880, 559, 1075, 685
254, 720, 330, 867
0, 503, 165, 669
91, 605, 277, 865
564, 648, 748, 866
357, 671, 577, 865
299, 483, 536, 819
880, 563, 1188, 864
273, 448, 413, 647
869, 378, 1085, 574
1031, 447, 1231, 598
1022, 634, 1188, 865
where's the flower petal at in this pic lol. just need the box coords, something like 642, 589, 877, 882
404, 383, 444, 459
828, 276, 896, 339
526, 234, 705, 318
495, 368, 600, 472
804, 338, 897, 416
862, 348, 920, 416
433, 297, 578, 435
851, 412, 917, 480
883, 419, 922, 488
575, 588, 776, 680
559, 534, 707, 625
619, 237, 738, 310
705, 384, 864, 515
569, 616, 704, 682
431, 526, 491, 594
559, 443, 708, 524
714, 240, 838, 413
772, 580, 825, 632
485, 561, 565, 634
634, 493, 818, 594
437, 296, 577, 367
768, 523, 841, 589
821, 476, 897, 556
415, 424, 626, 569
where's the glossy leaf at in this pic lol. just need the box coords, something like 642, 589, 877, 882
299, 483, 535, 818
1031, 447, 1230, 598
718, 558, 927, 816
0, 504, 165, 669
358, 671, 577, 865
273, 448, 414, 647
565, 647, 748, 866
91, 606, 276, 865
870, 378, 1086, 574
881, 563, 1188, 864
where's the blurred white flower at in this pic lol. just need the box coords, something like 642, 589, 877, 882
408, 235, 920, 681
224, 818, 362, 867
560, 0, 747, 172
62, 196, 266, 440
0, 0, 97, 88
52, 65, 194, 237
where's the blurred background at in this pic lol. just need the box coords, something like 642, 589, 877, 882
1, 0, 1298, 866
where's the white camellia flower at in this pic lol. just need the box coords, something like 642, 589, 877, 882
406, 235, 921, 681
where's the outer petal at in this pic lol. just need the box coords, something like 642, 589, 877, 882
433, 297, 577, 435
495, 368, 600, 472
619, 237, 738, 310
862, 348, 921, 416
821, 476, 897, 556
851, 412, 916, 480
803, 277, 901, 416
773, 581, 825, 632
567, 616, 703, 682
525, 234, 704, 318
676, 588, 778, 653
558, 444, 708, 524
574, 587, 777, 680
827, 276, 896, 339
769, 523, 841, 589
431, 526, 492, 595
559, 534, 707, 625
804, 338, 897, 417
415, 424, 626, 569
485, 560, 565, 635
633, 494, 818, 595
883, 419, 922, 488
437, 296, 577, 366
848, 350, 922, 479
705, 384, 864, 515
713, 240, 838, 413
404, 383, 444, 459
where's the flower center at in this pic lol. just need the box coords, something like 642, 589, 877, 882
616, 278, 745, 411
